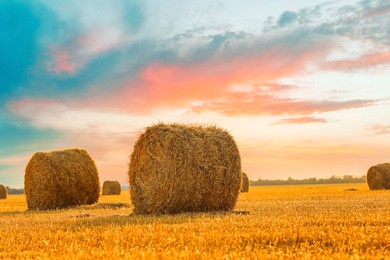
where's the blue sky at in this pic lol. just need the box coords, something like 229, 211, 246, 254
1, 0, 390, 188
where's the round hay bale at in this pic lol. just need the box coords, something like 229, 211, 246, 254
241, 172, 249, 192
367, 163, 390, 190
0, 184, 7, 199
102, 180, 121, 195
128, 123, 242, 214
24, 148, 100, 210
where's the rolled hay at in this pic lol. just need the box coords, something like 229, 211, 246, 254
241, 172, 249, 192
24, 148, 100, 210
0, 184, 7, 199
128, 123, 242, 214
102, 180, 121, 195
367, 163, 390, 190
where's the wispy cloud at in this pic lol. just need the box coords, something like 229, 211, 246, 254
46, 49, 76, 74
368, 124, 390, 135
45, 28, 131, 75
191, 91, 374, 116
359, 1, 390, 19
274, 116, 327, 125
325, 51, 390, 71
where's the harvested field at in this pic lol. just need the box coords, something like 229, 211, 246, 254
1, 184, 390, 258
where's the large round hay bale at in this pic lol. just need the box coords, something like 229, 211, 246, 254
241, 172, 249, 192
24, 148, 100, 210
0, 184, 7, 199
367, 163, 390, 190
102, 180, 121, 195
128, 123, 242, 214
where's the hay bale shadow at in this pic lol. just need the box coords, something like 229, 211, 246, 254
77, 202, 130, 210
204, 210, 250, 216
344, 188, 358, 191
129, 210, 250, 218
70, 210, 250, 229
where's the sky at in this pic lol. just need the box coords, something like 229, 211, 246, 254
1, 0, 390, 188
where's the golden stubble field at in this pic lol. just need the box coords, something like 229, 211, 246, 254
1, 184, 390, 259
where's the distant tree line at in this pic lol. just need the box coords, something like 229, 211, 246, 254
5, 186, 129, 194
250, 175, 366, 186
6, 186, 24, 194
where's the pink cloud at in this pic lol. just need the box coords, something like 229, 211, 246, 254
45, 28, 128, 75
326, 51, 390, 71
8, 98, 62, 115
95, 43, 333, 114
76, 29, 126, 56
191, 91, 374, 116
46, 49, 77, 74
274, 117, 327, 125
43, 32, 377, 118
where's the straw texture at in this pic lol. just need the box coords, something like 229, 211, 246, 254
241, 172, 249, 192
128, 123, 242, 214
102, 180, 121, 195
24, 148, 100, 210
367, 163, 390, 190
0, 184, 7, 199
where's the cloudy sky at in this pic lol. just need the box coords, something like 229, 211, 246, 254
1, 0, 389, 188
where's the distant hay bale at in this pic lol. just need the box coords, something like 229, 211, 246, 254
24, 148, 100, 210
102, 180, 121, 195
0, 184, 7, 199
128, 123, 242, 214
367, 163, 390, 190
241, 172, 249, 192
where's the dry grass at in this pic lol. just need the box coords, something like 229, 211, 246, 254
1, 184, 390, 259
129, 123, 241, 214
24, 148, 100, 210
367, 163, 390, 190
102, 180, 121, 195
0, 184, 7, 199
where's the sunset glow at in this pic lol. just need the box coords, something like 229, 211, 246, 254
1, 0, 389, 187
